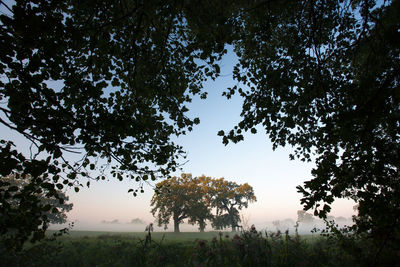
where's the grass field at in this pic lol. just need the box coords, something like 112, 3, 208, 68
52, 230, 238, 241
51, 230, 322, 242
1, 229, 396, 266
58, 229, 323, 243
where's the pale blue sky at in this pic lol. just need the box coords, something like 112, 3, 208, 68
63, 49, 356, 228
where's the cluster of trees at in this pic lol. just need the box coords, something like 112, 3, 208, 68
100, 219, 120, 224
296, 210, 349, 225
100, 218, 146, 224
0, 174, 72, 248
272, 219, 295, 230
1, 0, 399, 254
130, 218, 145, 225
297, 210, 315, 224
150, 174, 256, 232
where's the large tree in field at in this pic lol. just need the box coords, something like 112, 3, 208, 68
219, 0, 400, 248
150, 173, 211, 233
210, 178, 256, 231
0, 0, 233, 248
151, 174, 255, 232
186, 175, 214, 232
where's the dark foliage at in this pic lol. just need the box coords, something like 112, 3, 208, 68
221, 0, 400, 253
0, 0, 232, 248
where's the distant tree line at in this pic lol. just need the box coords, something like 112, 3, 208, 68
150, 174, 256, 232
296, 210, 349, 225
99, 218, 146, 224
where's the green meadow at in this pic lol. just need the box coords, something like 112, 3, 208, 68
56, 230, 233, 241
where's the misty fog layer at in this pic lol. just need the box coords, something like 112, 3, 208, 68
50, 217, 354, 235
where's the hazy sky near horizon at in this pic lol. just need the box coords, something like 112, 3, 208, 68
62, 48, 356, 228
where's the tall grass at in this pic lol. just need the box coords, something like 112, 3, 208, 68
0, 226, 396, 266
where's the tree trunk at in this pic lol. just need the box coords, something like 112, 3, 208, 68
199, 219, 205, 232
174, 219, 180, 233
229, 211, 237, 232
228, 210, 233, 232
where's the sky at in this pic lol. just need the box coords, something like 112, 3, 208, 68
0, 0, 356, 231
59, 48, 356, 231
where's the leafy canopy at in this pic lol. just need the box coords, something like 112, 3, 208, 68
220, 0, 400, 241
0, 0, 234, 247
